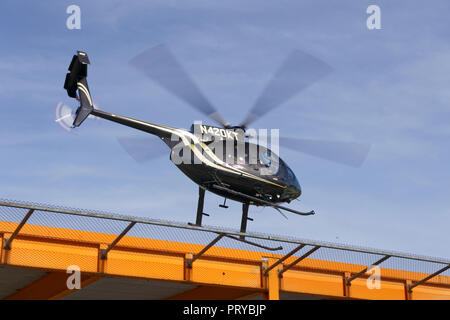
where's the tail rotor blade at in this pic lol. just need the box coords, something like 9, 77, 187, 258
240, 50, 332, 128
279, 137, 371, 167
129, 44, 230, 128
55, 102, 75, 132
55, 102, 101, 133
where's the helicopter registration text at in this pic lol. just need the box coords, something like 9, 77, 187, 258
199, 125, 240, 141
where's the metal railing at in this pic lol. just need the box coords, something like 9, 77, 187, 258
0, 199, 449, 293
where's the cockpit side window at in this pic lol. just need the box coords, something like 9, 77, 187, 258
259, 149, 271, 167
257, 147, 280, 176
227, 143, 283, 176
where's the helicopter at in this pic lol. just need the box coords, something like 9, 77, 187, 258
63, 46, 370, 234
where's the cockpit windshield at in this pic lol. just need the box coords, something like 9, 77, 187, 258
209, 141, 297, 184
258, 147, 280, 176
221, 143, 281, 177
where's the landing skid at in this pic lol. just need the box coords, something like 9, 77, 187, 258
190, 185, 315, 238
212, 184, 315, 216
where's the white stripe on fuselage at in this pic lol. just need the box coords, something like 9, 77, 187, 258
109, 114, 286, 189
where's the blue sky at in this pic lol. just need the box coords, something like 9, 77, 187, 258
0, 0, 449, 258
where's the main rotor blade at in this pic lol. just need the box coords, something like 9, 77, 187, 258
117, 136, 168, 163
240, 50, 332, 128
129, 44, 230, 128
279, 137, 371, 167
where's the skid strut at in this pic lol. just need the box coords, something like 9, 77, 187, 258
240, 203, 252, 240
194, 187, 209, 226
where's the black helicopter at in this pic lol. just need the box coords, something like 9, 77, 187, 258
63, 46, 370, 234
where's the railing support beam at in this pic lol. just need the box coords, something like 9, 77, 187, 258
407, 264, 450, 293
278, 245, 320, 278
100, 222, 136, 260
3, 209, 34, 250
264, 244, 306, 277
186, 233, 225, 269
346, 255, 391, 286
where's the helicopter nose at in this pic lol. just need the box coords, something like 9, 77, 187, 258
282, 184, 301, 201
291, 176, 302, 197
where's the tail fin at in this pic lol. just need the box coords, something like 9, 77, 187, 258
63, 51, 94, 127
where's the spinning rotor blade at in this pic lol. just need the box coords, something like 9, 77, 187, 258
129, 44, 230, 128
275, 207, 288, 220
240, 50, 332, 128
55, 102, 75, 132
55, 102, 101, 133
117, 136, 168, 163
279, 137, 371, 168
